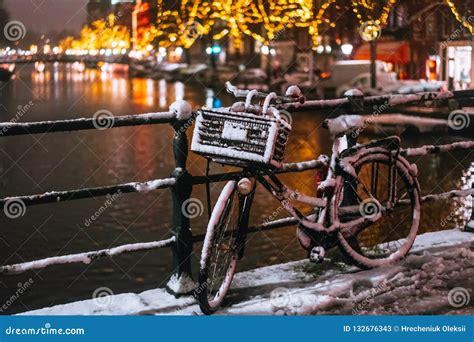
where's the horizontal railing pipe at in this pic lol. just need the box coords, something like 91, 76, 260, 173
0, 177, 176, 207
401, 141, 474, 157
279, 90, 474, 113
0, 237, 176, 275
0, 111, 178, 136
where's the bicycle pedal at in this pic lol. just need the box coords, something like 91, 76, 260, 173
309, 246, 325, 263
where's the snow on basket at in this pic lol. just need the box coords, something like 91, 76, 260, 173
191, 108, 291, 168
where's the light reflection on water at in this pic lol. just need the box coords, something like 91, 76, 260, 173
0, 63, 471, 313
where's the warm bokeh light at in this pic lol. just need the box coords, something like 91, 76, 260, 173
56, 0, 472, 58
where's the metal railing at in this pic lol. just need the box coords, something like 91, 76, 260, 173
0, 90, 473, 298
0, 103, 327, 295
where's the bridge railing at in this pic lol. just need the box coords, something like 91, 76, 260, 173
0, 90, 473, 299
0, 101, 327, 295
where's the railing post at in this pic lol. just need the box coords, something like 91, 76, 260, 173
166, 101, 197, 296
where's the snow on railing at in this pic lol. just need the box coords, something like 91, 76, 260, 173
278, 88, 474, 112
418, 189, 474, 204
0, 237, 176, 275
1, 85, 473, 298
401, 141, 474, 157
0, 100, 193, 136
0, 177, 177, 207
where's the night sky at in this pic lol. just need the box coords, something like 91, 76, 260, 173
4, 0, 89, 34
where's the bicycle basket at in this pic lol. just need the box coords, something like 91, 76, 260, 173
191, 108, 291, 168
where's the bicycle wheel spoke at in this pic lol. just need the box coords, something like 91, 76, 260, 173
336, 154, 419, 268
207, 190, 240, 300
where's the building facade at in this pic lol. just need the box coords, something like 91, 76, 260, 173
86, 0, 112, 25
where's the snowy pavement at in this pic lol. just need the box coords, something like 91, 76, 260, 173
21, 229, 474, 316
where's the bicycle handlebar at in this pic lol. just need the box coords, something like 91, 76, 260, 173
225, 82, 305, 105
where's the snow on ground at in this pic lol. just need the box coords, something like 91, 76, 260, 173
21, 229, 474, 316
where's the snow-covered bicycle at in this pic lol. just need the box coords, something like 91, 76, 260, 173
191, 83, 436, 314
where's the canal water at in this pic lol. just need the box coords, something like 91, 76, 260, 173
0, 63, 472, 313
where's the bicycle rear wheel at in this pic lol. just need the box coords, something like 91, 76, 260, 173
331, 150, 421, 269
197, 181, 243, 315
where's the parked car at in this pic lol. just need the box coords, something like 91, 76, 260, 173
336, 72, 446, 97
317, 60, 389, 98
177, 63, 208, 80
196, 65, 239, 86
395, 80, 446, 94
232, 68, 268, 91
336, 72, 400, 97
270, 69, 320, 97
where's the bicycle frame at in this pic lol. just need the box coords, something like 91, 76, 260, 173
230, 131, 377, 258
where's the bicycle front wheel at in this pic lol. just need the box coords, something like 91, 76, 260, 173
197, 180, 243, 315
331, 150, 421, 269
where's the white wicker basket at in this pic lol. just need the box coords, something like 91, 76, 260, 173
191, 108, 291, 168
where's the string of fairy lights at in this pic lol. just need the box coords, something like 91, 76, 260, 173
60, 0, 473, 54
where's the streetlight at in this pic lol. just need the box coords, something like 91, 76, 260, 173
359, 21, 382, 89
